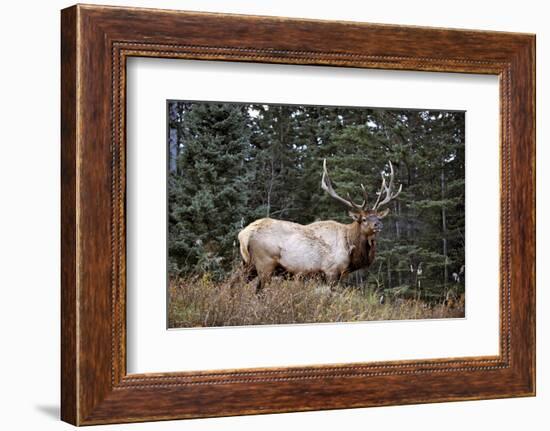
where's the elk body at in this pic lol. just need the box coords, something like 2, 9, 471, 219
238, 160, 402, 291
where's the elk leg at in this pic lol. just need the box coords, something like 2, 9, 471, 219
242, 262, 258, 282
253, 277, 263, 294
254, 259, 278, 294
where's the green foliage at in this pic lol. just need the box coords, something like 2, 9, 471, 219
168, 103, 251, 277
168, 102, 465, 301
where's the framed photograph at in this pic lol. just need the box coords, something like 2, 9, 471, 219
164, 100, 466, 329
61, 4, 535, 425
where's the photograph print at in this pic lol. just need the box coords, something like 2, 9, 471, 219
167, 101, 465, 328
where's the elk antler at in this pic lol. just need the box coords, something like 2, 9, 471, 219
322, 159, 402, 211
372, 161, 403, 210
321, 159, 365, 210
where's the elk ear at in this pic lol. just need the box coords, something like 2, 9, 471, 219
377, 208, 390, 218
348, 211, 360, 221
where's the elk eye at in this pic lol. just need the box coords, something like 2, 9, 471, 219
362, 217, 367, 222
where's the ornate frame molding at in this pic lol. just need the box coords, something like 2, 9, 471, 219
61, 5, 534, 425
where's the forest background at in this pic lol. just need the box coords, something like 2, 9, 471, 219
167, 101, 465, 306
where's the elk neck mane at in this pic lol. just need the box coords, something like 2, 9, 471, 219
345, 221, 376, 272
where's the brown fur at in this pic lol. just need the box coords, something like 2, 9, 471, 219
346, 221, 376, 273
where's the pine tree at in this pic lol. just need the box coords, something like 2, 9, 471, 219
168, 103, 251, 277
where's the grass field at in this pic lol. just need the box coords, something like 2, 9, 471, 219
167, 271, 464, 328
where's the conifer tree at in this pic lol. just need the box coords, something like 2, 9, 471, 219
168, 102, 251, 277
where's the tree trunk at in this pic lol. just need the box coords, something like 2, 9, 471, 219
441, 167, 448, 294
386, 256, 392, 290
169, 128, 178, 173
395, 200, 402, 286
266, 158, 275, 217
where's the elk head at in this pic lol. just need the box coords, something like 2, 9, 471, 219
321, 159, 402, 237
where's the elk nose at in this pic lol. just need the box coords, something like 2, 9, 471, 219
375, 221, 383, 230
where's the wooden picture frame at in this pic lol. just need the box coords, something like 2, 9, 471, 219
61, 4, 535, 425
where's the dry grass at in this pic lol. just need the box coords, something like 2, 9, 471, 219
168, 271, 465, 328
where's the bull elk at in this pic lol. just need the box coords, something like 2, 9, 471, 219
238, 159, 402, 291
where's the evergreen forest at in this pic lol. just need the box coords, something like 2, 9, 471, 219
167, 101, 465, 307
